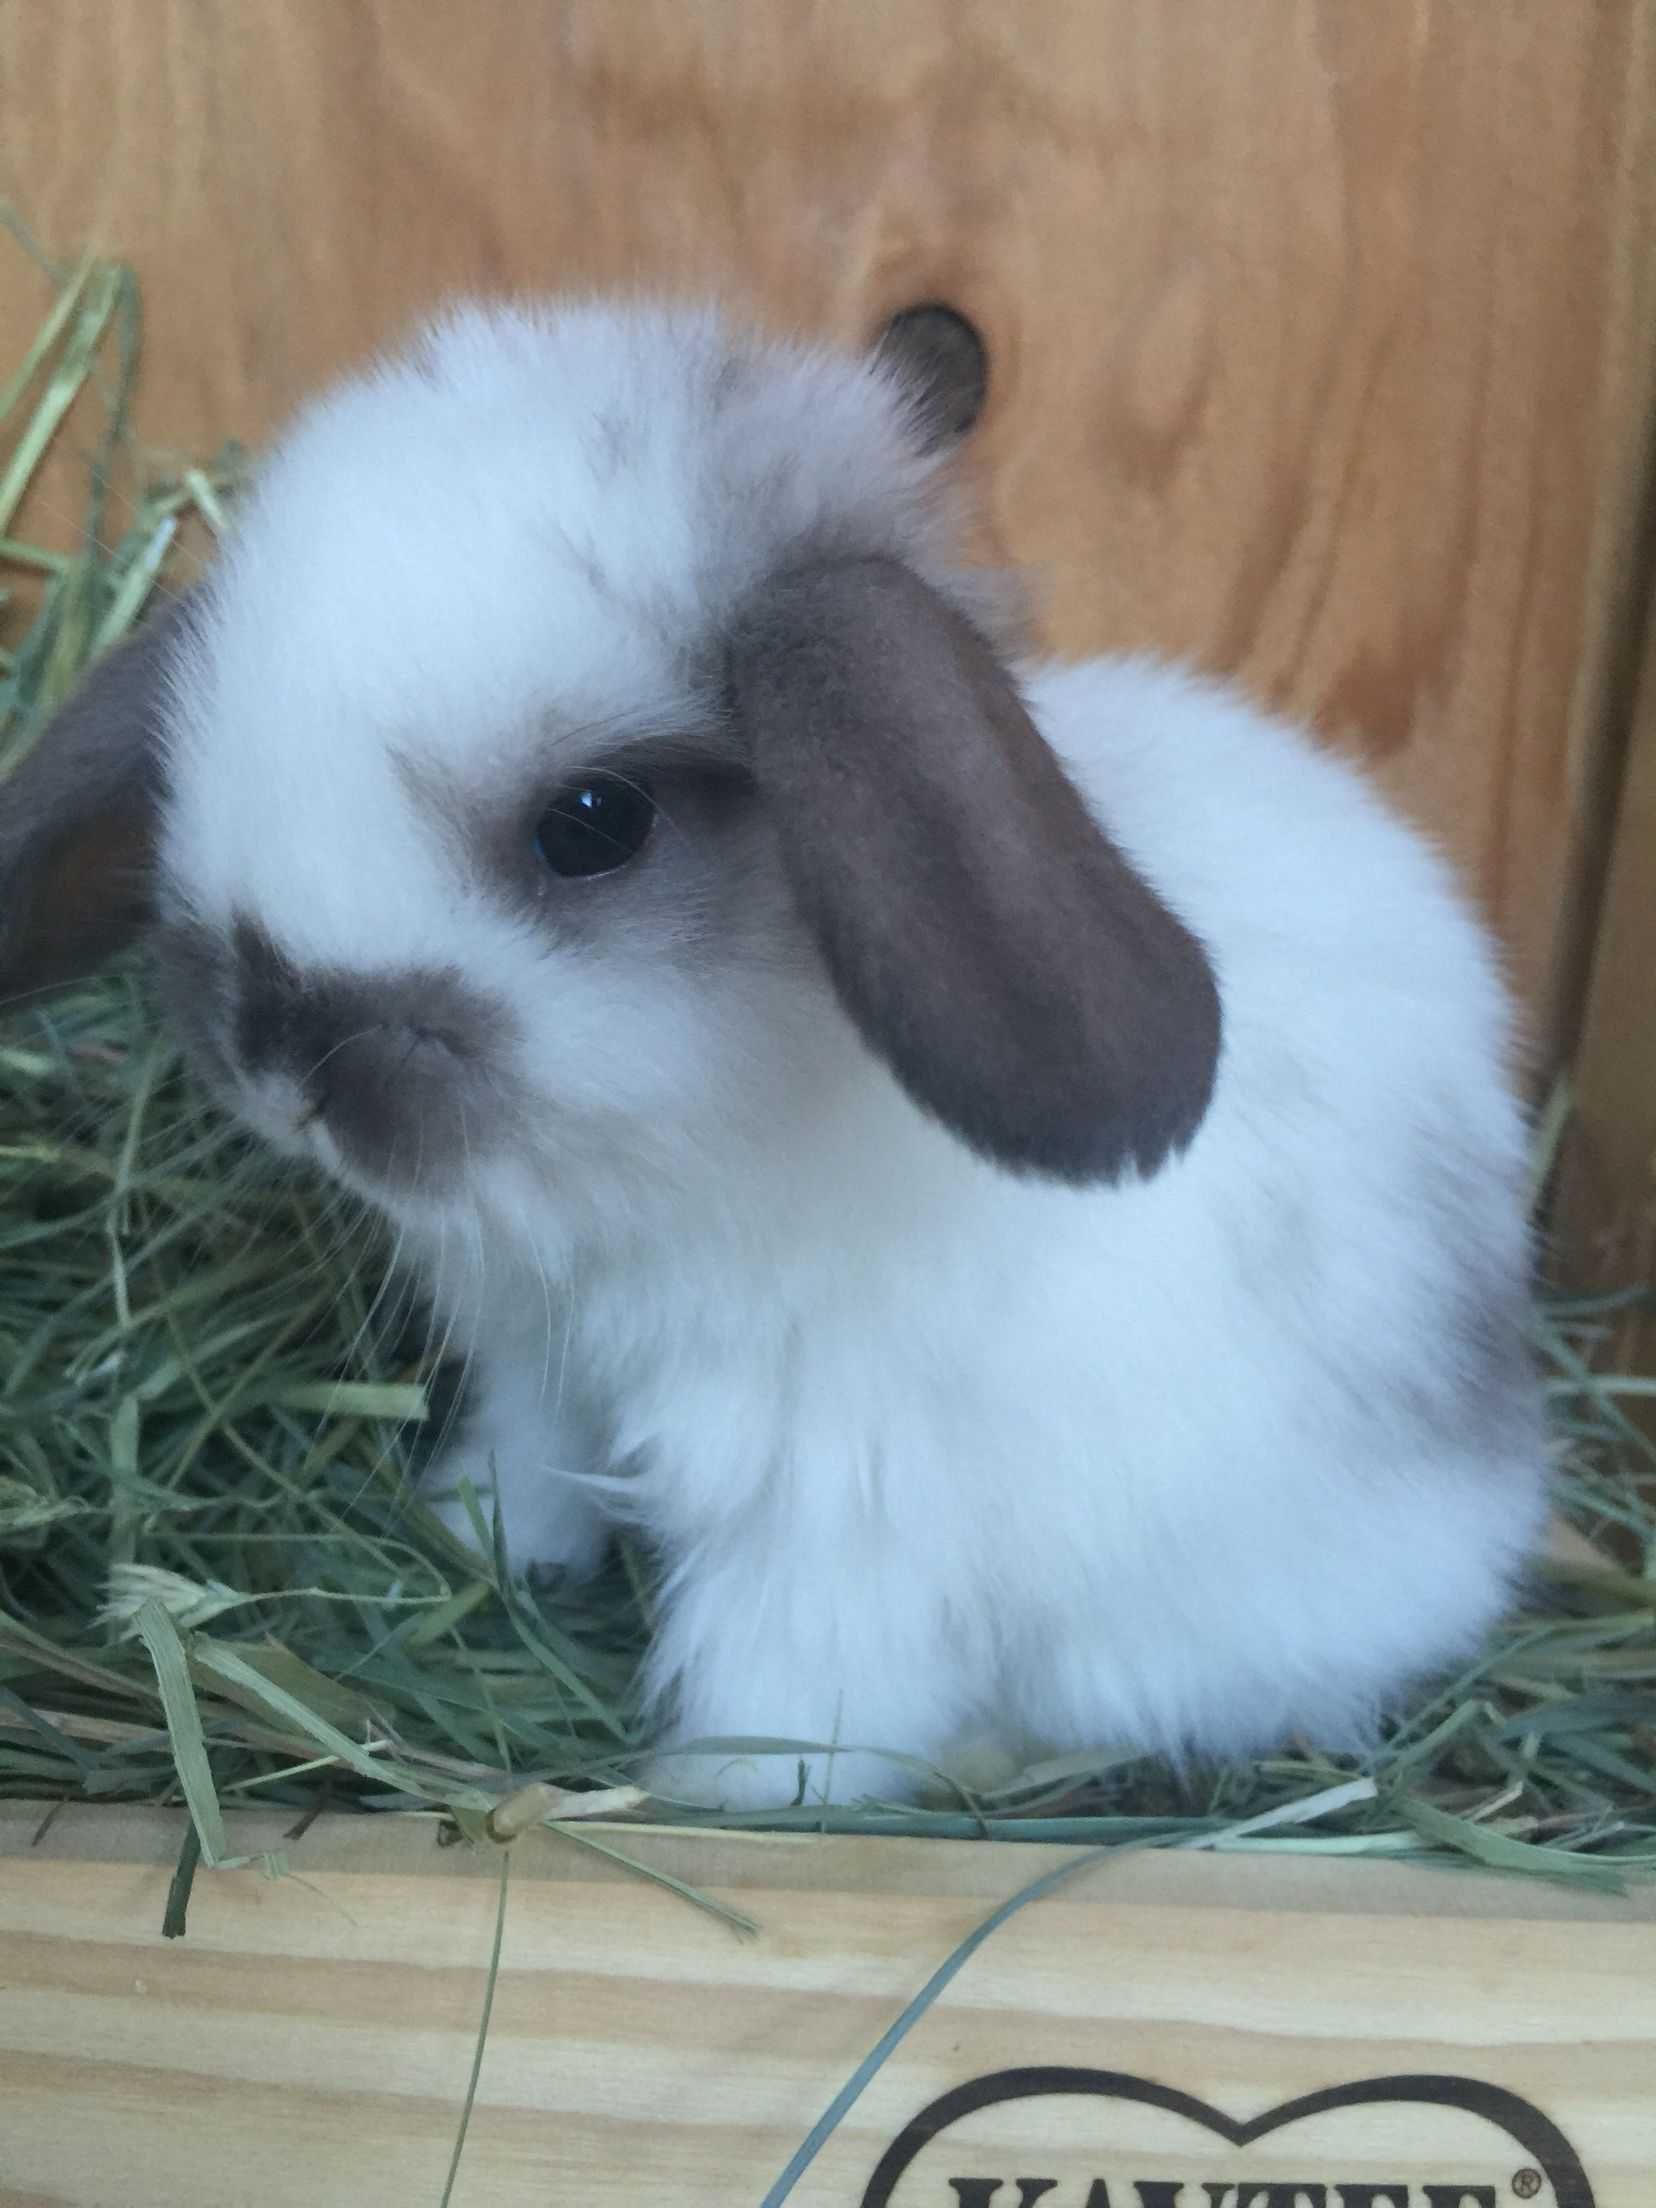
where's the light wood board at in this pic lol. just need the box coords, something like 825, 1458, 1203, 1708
2, 1803, 1653, 2205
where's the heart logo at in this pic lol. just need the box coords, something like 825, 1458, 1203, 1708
859, 2068, 1595, 2208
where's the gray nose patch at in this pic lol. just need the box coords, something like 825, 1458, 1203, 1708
226, 916, 516, 1189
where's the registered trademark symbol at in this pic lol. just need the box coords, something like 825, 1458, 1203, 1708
1512, 2169, 1543, 2199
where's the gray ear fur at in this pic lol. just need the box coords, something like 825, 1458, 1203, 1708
872, 305, 990, 450
727, 557, 1221, 1183
0, 592, 192, 1008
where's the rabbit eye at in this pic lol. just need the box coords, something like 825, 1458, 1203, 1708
534, 774, 656, 877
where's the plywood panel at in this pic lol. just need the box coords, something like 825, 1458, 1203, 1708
2, 1805, 1655, 2206
2, 0, 1654, 1046
1555, 585, 1656, 1378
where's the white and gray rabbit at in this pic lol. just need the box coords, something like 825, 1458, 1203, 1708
0, 298, 1549, 1805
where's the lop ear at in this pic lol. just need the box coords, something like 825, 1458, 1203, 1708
0, 592, 192, 1008
727, 557, 1221, 1183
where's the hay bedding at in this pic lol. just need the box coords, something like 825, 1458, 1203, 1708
3, 231, 1656, 1907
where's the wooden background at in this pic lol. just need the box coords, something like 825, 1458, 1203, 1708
1, 0, 1653, 1106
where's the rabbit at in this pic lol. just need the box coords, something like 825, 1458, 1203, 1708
0, 297, 1550, 1808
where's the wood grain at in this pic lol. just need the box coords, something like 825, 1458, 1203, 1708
2, 1, 1654, 1049
1, 1805, 1654, 2207
1554, 584, 1656, 1387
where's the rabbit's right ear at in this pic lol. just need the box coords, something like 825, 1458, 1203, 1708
872, 305, 991, 450
0, 592, 193, 1009
728, 557, 1222, 1184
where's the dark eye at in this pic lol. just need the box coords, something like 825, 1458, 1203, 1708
534, 774, 657, 877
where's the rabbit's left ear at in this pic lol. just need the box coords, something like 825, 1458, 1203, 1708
727, 556, 1221, 1183
0, 592, 194, 1008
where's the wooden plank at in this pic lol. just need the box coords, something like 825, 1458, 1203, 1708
2, 1804, 1653, 2205
2, 1, 1654, 1046
1555, 588, 1656, 1382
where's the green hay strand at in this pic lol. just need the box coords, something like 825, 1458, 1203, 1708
133, 1596, 227, 1863
760, 1776, 1380, 2207
3, 230, 1655, 1908
440, 1847, 510, 2208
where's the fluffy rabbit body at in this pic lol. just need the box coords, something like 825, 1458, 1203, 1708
0, 302, 1549, 1804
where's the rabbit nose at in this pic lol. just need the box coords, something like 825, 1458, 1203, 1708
309, 1020, 463, 1105
299, 1020, 483, 1193
226, 913, 516, 1191
232, 919, 462, 1086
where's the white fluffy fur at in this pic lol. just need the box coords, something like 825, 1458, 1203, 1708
154, 300, 1550, 1808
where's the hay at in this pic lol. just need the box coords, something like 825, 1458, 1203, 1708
4, 232, 1656, 1899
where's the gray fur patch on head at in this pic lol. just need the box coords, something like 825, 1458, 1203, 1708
709, 351, 762, 413
151, 916, 239, 1093
686, 315, 1028, 667
587, 408, 636, 478
393, 728, 761, 959
551, 526, 697, 672
642, 310, 975, 643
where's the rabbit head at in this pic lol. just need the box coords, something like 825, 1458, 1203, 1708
0, 302, 1220, 1240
